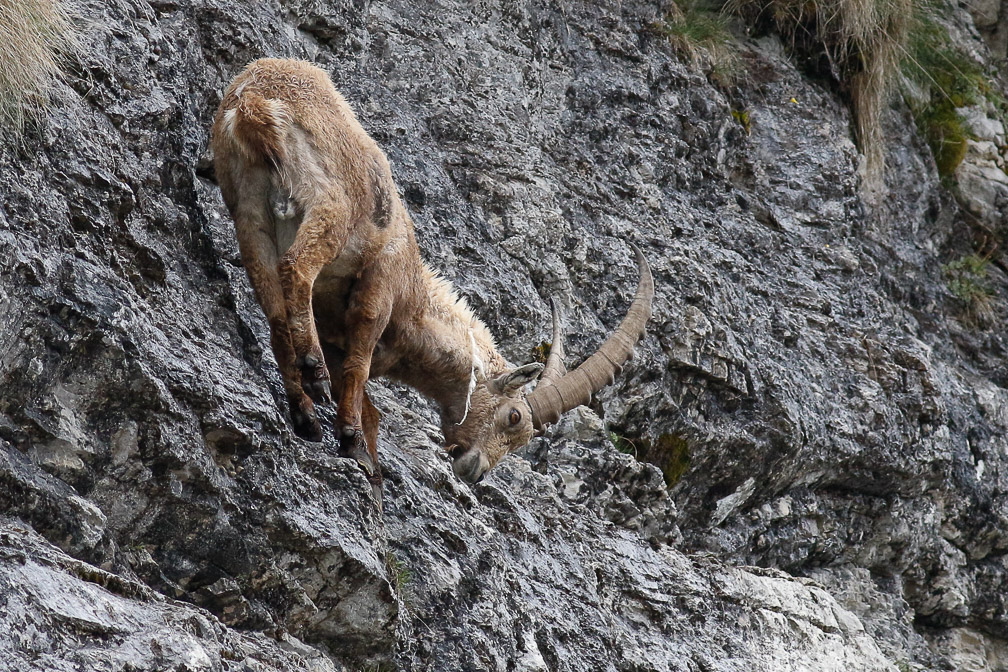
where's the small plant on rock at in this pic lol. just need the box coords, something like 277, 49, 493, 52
943, 253, 996, 326
609, 430, 639, 457
385, 551, 414, 607
649, 0, 742, 84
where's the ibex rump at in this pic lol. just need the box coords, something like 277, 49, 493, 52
211, 59, 653, 502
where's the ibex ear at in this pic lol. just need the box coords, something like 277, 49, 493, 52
488, 363, 544, 395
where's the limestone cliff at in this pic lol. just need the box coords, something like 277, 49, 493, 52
1, 0, 1007, 670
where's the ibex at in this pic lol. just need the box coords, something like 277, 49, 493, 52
210, 59, 653, 502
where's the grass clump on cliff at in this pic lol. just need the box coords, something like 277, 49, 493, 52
0, 0, 77, 141
649, 0, 1003, 180
900, 9, 992, 177
943, 253, 995, 326
649, 0, 741, 84
728, 0, 912, 172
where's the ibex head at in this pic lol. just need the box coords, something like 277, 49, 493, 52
445, 246, 654, 484
444, 363, 543, 483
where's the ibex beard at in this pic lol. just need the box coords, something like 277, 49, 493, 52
210, 58, 653, 504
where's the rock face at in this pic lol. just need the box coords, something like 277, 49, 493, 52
0, 519, 342, 672
956, 102, 1008, 231
968, 0, 1008, 61
0, 0, 1006, 670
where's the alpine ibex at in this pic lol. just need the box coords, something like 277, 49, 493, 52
210, 59, 653, 500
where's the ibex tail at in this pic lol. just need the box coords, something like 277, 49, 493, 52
227, 91, 288, 165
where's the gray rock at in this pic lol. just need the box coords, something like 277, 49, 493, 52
955, 105, 1008, 229
1, 0, 1008, 670
966, 0, 1008, 58
0, 518, 342, 672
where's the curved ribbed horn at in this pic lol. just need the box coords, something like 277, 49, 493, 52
539, 297, 567, 388
527, 245, 654, 431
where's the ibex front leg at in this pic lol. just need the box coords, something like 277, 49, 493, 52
337, 270, 392, 484
278, 197, 352, 406
321, 342, 384, 505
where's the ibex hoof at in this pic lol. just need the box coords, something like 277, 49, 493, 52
338, 427, 367, 458
314, 379, 333, 404
290, 401, 323, 443
338, 427, 380, 481
299, 355, 332, 404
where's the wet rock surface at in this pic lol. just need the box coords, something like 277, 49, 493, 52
1, 0, 1007, 669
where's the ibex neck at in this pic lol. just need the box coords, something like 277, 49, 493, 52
392, 264, 508, 417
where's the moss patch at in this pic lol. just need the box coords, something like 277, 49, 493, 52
650, 433, 692, 486
731, 107, 752, 135
529, 340, 552, 365
610, 430, 692, 486
917, 104, 970, 176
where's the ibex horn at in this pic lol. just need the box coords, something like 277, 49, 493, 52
527, 244, 654, 431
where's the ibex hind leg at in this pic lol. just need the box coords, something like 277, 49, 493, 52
229, 166, 322, 442
278, 191, 353, 406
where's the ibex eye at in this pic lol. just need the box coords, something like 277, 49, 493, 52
508, 409, 521, 426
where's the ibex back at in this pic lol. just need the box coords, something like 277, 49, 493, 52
211, 59, 653, 503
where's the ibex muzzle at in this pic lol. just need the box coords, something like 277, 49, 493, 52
210, 59, 653, 500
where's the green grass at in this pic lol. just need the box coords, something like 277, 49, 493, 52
903, 18, 988, 107
943, 254, 996, 326
900, 7, 994, 177
650, 0, 741, 84
609, 431, 639, 457
385, 551, 414, 606
0, 0, 78, 142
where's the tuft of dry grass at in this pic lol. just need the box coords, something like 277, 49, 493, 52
728, 0, 913, 174
0, 0, 78, 141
